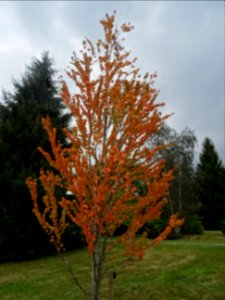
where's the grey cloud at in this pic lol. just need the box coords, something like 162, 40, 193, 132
0, 1, 224, 162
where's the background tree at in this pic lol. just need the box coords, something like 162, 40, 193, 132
146, 125, 202, 236
0, 52, 71, 262
26, 14, 182, 300
195, 137, 225, 230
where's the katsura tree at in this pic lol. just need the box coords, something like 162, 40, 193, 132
26, 13, 182, 300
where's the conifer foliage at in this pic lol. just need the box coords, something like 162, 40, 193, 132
195, 137, 225, 230
26, 14, 182, 299
0, 53, 70, 261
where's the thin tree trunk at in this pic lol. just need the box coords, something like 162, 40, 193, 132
90, 235, 107, 300
168, 195, 174, 216
175, 166, 182, 234
178, 167, 183, 213
90, 256, 102, 300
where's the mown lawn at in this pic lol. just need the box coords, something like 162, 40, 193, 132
0, 231, 224, 300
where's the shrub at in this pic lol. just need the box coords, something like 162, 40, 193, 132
181, 215, 204, 235
167, 230, 183, 240
220, 220, 225, 235
141, 218, 167, 239
63, 224, 86, 251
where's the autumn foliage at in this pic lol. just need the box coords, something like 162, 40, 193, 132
26, 13, 182, 298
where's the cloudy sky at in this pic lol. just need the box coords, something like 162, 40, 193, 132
0, 1, 224, 163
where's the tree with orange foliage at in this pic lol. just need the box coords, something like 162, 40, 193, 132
26, 13, 182, 300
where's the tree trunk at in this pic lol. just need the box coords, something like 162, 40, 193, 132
90, 236, 107, 300
174, 166, 182, 234
178, 167, 183, 213
90, 258, 102, 300
168, 195, 174, 216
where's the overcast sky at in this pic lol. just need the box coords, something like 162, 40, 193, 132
0, 1, 224, 163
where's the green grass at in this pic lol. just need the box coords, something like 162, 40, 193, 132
0, 231, 224, 300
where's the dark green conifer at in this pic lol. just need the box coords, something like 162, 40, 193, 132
0, 53, 70, 261
195, 138, 225, 230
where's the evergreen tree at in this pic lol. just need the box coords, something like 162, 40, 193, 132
0, 52, 71, 261
195, 137, 225, 230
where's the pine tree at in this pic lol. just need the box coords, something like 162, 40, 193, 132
0, 52, 71, 261
195, 137, 225, 230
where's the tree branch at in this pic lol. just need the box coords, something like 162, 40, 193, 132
59, 252, 88, 296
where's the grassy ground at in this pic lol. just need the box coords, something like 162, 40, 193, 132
0, 231, 224, 300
